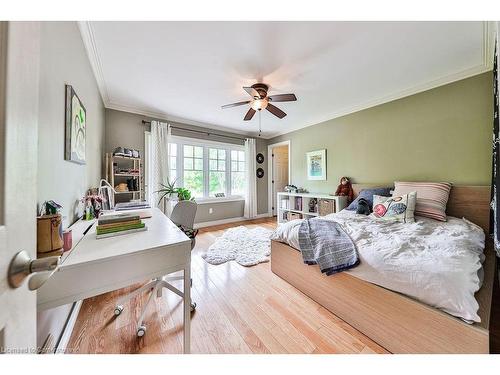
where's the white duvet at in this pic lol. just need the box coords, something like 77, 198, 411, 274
271, 210, 486, 322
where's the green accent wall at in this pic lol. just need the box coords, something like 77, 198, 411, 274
268, 72, 493, 194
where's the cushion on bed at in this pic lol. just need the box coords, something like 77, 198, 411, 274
393, 181, 451, 221
372, 192, 416, 223
345, 187, 392, 212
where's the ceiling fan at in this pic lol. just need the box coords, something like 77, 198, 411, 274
221, 83, 297, 121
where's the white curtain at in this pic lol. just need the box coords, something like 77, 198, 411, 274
244, 138, 258, 219
151, 121, 171, 214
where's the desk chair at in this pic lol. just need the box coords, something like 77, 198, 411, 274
113, 200, 198, 337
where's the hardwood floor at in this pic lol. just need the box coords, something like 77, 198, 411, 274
66, 217, 388, 354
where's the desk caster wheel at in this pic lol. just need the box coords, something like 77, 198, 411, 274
137, 325, 146, 337
114, 305, 123, 316
190, 302, 197, 312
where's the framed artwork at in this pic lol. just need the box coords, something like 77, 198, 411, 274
65, 84, 86, 164
306, 149, 326, 180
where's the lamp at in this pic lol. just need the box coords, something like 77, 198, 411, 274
98, 179, 116, 210
251, 98, 268, 111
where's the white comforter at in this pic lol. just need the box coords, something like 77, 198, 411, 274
272, 210, 486, 322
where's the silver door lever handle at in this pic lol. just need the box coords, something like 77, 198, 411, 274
8, 250, 60, 290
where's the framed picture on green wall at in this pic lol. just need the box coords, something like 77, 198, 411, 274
306, 149, 326, 180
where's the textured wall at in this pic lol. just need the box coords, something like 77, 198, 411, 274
269, 72, 493, 193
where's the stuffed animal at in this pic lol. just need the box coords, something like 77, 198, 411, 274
356, 198, 371, 215
335, 176, 354, 204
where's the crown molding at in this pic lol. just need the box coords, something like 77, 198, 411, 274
106, 101, 256, 137
267, 62, 491, 139
483, 21, 496, 70
78, 21, 109, 105
80, 21, 496, 141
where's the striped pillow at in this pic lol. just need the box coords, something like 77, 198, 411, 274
393, 182, 452, 221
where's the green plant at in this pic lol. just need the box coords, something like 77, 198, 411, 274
155, 178, 178, 205
155, 178, 194, 205
176, 187, 193, 201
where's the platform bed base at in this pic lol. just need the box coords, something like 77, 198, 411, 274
271, 240, 495, 353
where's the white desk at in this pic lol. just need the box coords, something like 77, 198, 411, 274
37, 208, 192, 353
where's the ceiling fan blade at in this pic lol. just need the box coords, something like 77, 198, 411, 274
221, 100, 251, 109
268, 93, 297, 102
266, 103, 287, 119
243, 108, 256, 121
243, 86, 261, 99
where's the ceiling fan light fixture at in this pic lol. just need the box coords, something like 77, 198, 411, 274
251, 98, 268, 111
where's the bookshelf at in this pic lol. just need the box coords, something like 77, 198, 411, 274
277, 192, 348, 224
105, 153, 144, 203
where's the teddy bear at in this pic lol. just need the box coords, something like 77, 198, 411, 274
335, 176, 354, 204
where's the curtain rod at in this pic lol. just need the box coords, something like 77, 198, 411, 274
141, 120, 247, 141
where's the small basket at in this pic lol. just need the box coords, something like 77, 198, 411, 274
37, 214, 64, 255
318, 199, 336, 216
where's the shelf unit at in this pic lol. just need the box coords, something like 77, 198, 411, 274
277, 192, 348, 224
105, 153, 144, 203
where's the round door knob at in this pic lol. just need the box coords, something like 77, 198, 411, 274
8, 250, 60, 290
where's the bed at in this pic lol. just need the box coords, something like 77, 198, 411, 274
270, 184, 496, 353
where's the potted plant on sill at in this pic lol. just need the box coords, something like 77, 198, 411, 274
155, 178, 195, 212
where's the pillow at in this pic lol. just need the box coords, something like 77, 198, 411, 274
393, 181, 451, 221
345, 187, 392, 211
372, 192, 416, 223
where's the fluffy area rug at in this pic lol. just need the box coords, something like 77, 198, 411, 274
201, 226, 273, 266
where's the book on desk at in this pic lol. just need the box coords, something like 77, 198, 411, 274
96, 212, 148, 239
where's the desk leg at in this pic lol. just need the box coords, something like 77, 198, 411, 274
183, 264, 191, 354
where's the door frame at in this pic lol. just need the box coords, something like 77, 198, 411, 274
267, 140, 291, 216
0, 22, 6, 223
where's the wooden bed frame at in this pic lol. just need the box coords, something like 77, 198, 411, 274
271, 184, 496, 353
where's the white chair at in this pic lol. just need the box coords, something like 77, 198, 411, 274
113, 200, 198, 337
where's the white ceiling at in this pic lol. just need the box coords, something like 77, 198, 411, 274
80, 21, 493, 138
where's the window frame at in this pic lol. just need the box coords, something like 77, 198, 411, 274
169, 136, 246, 202
208, 147, 227, 198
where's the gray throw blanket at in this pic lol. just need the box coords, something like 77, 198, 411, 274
298, 218, 359, 275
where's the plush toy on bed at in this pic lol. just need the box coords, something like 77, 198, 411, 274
354, 198, 370, 215
335, 176, 354, 204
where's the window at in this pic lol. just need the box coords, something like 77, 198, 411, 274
183, 145, 204, 198
209, 148, 226, 197
168, 138, 246, 200
168, 143, 177, 184
231, 150, 246, 196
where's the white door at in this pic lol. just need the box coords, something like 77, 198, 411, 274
272, 145, 289, 216
0, 22, 40, 354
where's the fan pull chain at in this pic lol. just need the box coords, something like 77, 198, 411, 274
258, 110, 262, 137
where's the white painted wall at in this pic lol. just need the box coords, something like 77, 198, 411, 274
36, 21, 105, 351
37, 22, 105, 228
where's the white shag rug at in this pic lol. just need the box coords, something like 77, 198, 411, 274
201, 226, 273, 266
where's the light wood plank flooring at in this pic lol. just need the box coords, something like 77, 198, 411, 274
67, 217, 388, 354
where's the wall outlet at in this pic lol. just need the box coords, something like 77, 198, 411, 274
209, 207, 213, 214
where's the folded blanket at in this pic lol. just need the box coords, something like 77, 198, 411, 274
298, 218, 359, 275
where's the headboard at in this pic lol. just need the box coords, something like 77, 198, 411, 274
351, 184, 491, 233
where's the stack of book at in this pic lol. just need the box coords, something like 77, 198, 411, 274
96, 213, 147, 239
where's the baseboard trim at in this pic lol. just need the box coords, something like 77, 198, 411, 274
194, 213, 270, 229
55, 300, 82, 354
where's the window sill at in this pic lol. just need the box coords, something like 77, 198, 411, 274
195, 197, 245, 205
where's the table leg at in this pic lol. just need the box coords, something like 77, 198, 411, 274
183, 264, 191, 354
